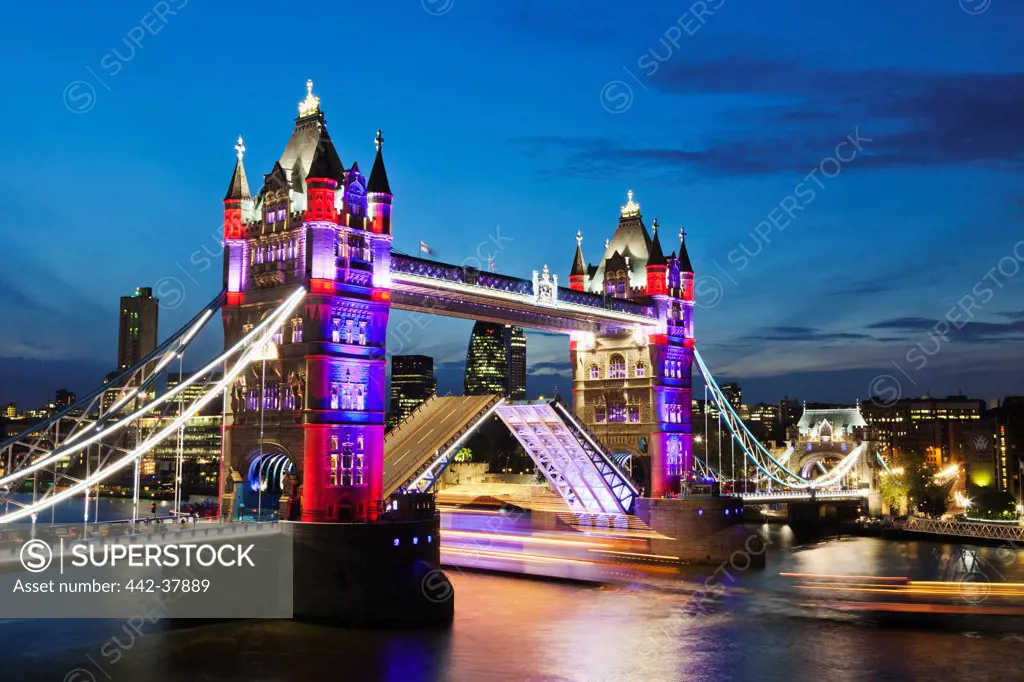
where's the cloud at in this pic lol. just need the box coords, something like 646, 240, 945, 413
518, 55, 1024, 178
740, 325, 872, 342
867, 316, 1024, 343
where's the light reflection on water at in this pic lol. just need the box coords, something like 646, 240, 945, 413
4, 526, 1024, 682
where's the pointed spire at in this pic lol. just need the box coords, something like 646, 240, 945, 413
306, 127, 345, 183
571, 229, 586, 276
677, 225, 693, 272
224, 135, 251, 201
299, 78, 320, 117
620, 189, 640, 218
647, 217, 667, 266
368, 129, 392, 195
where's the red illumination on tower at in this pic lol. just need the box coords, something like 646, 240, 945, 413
569, 229, 587, 292
305, 177, 338, 223
645, 218, 669, 296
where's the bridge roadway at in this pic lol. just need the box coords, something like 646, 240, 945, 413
383, 395, 499, 498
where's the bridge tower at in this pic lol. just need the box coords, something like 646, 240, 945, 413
568, 192, 695, 497
220, 81, 393, 523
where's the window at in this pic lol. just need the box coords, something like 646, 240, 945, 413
331, 317, 341, 343
629, 406, 640, 423
635, 361, 646, 378
331, 435, 339, 450
609, 403, 627, 423
330, 383, 340, 410
337, 434, 365, 486
291, 318, 303, 343
358, 320, 367, 346
609, 354, 626, 379
589, 364, 600, 380
330, 454, 339, 486
345, 319, 354, 344
595, 407, 606, 423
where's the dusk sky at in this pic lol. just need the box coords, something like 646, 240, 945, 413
2, 0, 1023, 409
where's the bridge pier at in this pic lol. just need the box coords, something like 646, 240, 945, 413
285, 515, 453, 626
787, 499, 863, 541
636, 497, 766, 567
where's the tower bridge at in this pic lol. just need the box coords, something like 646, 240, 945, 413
0, 81, 883, 623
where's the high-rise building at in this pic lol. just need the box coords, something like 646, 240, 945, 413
5, 402, 16, 419
54, 388, 76, 408
720, 383, 742, 410
390, 355, 436, 426
465, 322, 509, 396
136, 413, 222, 492
504, 325, 527, 400
118, 287, 159, 370
167, 371, 224, 416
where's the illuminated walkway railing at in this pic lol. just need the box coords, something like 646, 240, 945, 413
903, 516, 1024, 542
0, 288, 306, 525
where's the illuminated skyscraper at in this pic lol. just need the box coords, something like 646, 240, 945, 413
464, 322, 508, 396
390, 355, 436, 426
117, 287, 159, 370
504, 325, 527, 400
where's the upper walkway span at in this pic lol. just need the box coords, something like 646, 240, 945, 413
389, 253, 657, 334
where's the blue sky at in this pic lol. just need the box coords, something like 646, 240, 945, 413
1, 0, 1023, 408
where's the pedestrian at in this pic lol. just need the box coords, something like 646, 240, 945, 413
150, 501, 157, 516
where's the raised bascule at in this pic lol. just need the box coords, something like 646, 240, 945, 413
0, 80, 882, 626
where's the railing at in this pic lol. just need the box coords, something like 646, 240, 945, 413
390, 253, 656, 321
391, 254, 534, 294
551, 398, 639, 498
398, 395, 505, 495
739, 489, 868, 501
903, 516, 1024, 542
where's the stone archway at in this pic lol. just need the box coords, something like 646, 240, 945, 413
241, 443, 296, 518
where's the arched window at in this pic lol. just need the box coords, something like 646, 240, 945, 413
589, 364, 600, 380
609, 354, 626, 379
634, 361, 646, 378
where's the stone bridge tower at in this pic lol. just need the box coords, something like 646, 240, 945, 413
568, 191, 695, 497
220, 81, 393, 523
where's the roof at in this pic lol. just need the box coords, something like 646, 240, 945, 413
306, 128, 346, 183
224, 156, 250, 201
367, 133, 392, 194
570, 234, 586, 277
274, 112, 341, 192
797, 407, 867, 434
677, 229, 693, 272
647, 221, 667, 267
586, 213, 653, 292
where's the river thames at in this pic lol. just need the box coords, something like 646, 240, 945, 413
4, 525, 1023, 682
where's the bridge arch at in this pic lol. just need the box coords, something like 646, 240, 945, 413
242, 442, 296, 516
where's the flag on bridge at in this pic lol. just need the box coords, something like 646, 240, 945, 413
419, 241, 432, 256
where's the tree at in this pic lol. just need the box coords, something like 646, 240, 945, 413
879, 470, 910, 514
971, 488, 1017, 519
454, 447, 473, 463
882, 451, 952, 518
